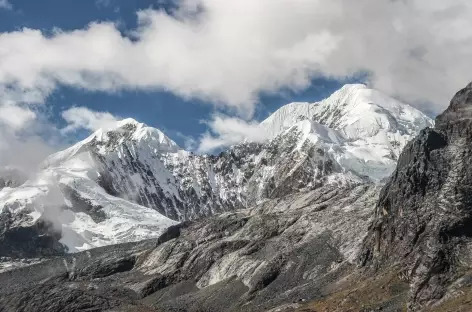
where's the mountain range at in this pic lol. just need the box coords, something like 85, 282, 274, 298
0, 84, 433, 255
7, 82, 472, 311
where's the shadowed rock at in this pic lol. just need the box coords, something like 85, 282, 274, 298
361, 82, 472, 311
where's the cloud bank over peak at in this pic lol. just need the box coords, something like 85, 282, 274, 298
1, 0, 472, 169
61, 107, 122, 134
1, 0, 471, 118
198, 115, 268, 153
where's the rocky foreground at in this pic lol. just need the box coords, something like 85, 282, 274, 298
0, 185, 378, 312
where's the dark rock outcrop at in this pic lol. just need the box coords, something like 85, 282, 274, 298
0, 210, 66, 258
361, 82, 472, 310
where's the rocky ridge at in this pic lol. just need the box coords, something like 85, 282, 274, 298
360, 82, 472, 311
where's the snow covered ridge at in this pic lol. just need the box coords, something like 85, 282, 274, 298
0, 84, 433, 254
261, 84, 434, 180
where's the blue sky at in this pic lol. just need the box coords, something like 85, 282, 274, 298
0, 0, 365, 150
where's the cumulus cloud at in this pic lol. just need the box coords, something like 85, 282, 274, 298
1, 0, 472, 166
2, 0, 471, 117
0, 12, 336, 117
0, 131, 58, 173
61, 107, 122, 133
0, 0, 12, 10
198, 115, 268, 152
0, 112, 60, 173
0, 106, 120, 172
0, 91, 55, 172
0, 105, 36, 131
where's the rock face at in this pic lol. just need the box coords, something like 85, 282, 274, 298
360, 82, 472, 310
0, 184, 379, 312
0, 211, 66, 258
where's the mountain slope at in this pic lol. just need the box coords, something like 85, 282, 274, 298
0, 84, 432, 255
0, 184, 380, 312
0, 83, 456, 312
360, 82, 472, 311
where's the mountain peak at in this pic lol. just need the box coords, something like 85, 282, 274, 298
339, 83, 368, 91
436, 82, 472, 136
42, 118, 180, 170
262, 84, 433, 148
257, 84, 434, 182
117, 117, 141, 126
93, 117, 145, 139
88, 118, 181, 154
261, 84, 432, 138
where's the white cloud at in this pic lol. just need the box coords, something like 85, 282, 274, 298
0, 131, 58, 173
0, 0, 472, 168
0, 14, 336, 117
174, 131, 197, 151
0, 111, 61, 173
8, 2, 472, 116
0, 105, 36, 131
198, 115, 268, 152
61, 107, 121, 133
2, 0, 471, 116
0, 0, 469, 116
0, 105, 117, 173
0, 85, 60, 172
0, 0, 12, 10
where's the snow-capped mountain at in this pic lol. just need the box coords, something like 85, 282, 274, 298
0, 84, 433, 255
261, 84, 434, 181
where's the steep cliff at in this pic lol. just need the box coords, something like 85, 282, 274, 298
361, 82, 472, 310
